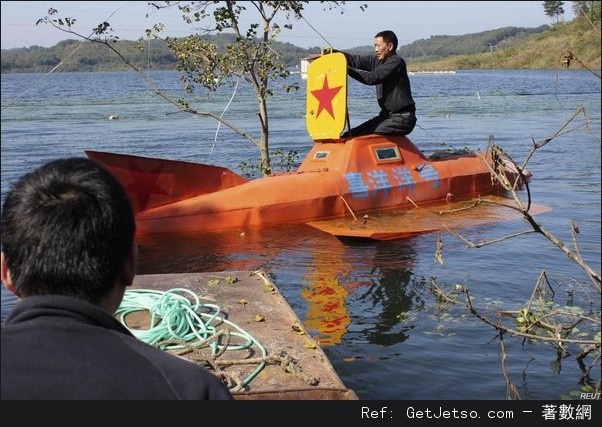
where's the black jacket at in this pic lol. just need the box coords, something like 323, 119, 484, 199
343, 52, 415, 115
1, 295, 233, 400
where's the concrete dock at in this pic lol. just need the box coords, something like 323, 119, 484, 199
127, 270, 357, 400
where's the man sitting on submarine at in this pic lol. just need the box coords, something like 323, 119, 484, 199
337, 30, 416, 138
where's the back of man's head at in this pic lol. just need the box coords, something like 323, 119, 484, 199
1, 157, 136, 304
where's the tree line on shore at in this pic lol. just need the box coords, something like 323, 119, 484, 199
4, 22, 594, 74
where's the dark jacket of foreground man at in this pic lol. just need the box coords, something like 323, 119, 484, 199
1, 295, 233, 400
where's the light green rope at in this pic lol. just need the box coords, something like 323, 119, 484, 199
115, 288, 268, 388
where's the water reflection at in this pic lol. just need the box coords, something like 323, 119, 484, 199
299, 241, 353, 346
136, 225, 425, 348
333, 238, 424, 347
358, 239, 422, 346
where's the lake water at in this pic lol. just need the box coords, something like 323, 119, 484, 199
1, 68, 600, 400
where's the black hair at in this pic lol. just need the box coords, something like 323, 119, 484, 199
1, 157, 136, 304
375, 30, 398, 51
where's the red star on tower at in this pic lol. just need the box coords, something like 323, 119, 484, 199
310, 75, 342, 119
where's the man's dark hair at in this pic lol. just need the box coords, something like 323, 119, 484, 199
1, 157, 136, 303
375, 30, 398, 52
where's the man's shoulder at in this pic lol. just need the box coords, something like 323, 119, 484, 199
118, 332, 205, 370
388, 54, 404, 64
119, 335, 232, 398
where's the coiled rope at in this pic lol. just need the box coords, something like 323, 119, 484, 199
115, 288, 268, 391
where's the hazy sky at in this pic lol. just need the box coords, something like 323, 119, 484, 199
1, 1, 575, 50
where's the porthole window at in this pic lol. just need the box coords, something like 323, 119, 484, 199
374, 146, 400, 161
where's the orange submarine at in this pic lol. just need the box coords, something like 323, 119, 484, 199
86, 51, 532, 240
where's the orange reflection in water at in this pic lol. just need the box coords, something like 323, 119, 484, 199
135, 223, 422, 348
300, 241, 355, 346
301, 274, 350, 346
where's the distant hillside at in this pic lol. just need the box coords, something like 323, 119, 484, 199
1, 18, 600, 73
348, 25, 551, 61
0, 34, 318, 73
408, 16, 600, 71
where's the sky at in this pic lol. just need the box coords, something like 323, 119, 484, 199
1, 1, 576, 50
